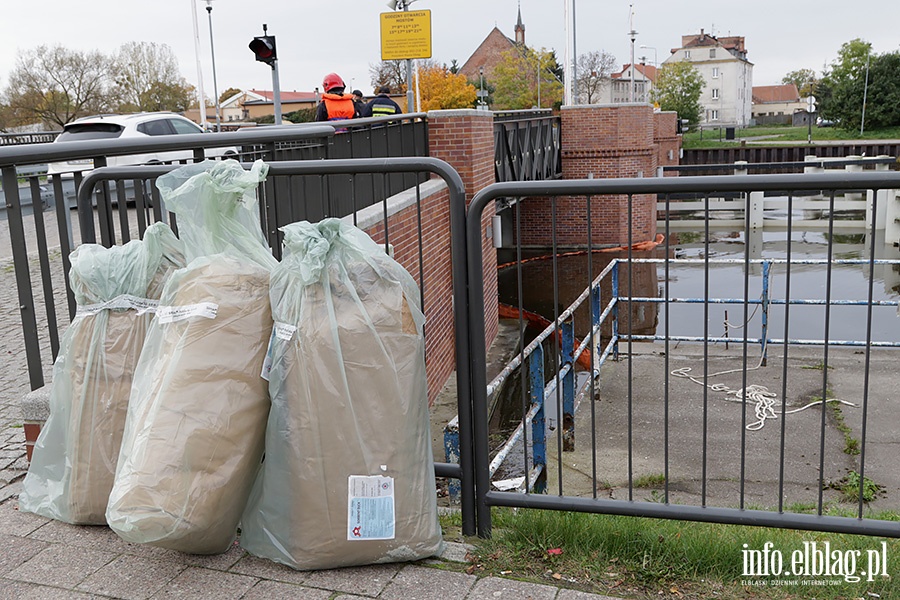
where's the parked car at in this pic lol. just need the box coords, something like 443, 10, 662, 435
46, 112, 240, 177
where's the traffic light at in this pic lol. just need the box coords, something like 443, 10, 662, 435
249, 36, 277, 65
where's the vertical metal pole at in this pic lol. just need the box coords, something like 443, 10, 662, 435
611, 262, 619, 360
529, 347, 547, 494
205, 1, 221, 131
271, 60, 283, 125
562, 319, 575, 452
191, 0, 209, 129
761, 260, 770, 365
2, 166, 44, 390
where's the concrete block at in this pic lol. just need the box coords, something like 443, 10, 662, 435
466, 576, 559, 600
241, 580, 331, 600
301, 563, 400, 596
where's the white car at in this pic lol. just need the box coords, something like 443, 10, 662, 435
46, 112, 239, 176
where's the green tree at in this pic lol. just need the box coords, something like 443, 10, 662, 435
3, 45, 112, 128
492, 46, 563, 110
218, 87, 242, 105
817, 39, 879, 130
650, 60, 705, 128
822, 49, 900, 131
782, 68, 818, 97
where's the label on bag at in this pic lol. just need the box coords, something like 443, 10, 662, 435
273, 322, 297, 341
156, 302, 218, 324
75, 294, 159, 318
347, 475, 395, 541
260, 322, 297, 380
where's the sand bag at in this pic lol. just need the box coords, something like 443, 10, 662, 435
240, 218, 442, 570
19, 223, 184, 524
107, 160, 276, 554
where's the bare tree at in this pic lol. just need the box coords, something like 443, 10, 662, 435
369, 60, 408, 94
575, 50, 617, 104
4, 45, 112, 128
113, 42, 193, 112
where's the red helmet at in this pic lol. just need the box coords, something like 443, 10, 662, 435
322, 72, 345, 91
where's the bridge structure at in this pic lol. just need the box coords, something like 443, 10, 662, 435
4, 105, 900, 544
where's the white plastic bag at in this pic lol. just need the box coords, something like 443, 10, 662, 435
240, 218, 443, 569
107, 160, 275, 554
19, 223, 184, 524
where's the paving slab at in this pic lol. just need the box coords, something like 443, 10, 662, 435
0, 534, 48, 575
240, 579, 332, 600
0, 499, 49, 537
229, 554, 310, 585
380, 564, 477, 599
149, 566, 258, 600
5, 543, 115, 589
300, 563, 401, 597
467, 576, 560, 600
0, 579, 94, 600
75, 554, 185, 600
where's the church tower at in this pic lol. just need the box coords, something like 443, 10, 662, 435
514, 2, 525, 45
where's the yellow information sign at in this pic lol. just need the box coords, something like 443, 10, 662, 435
380, 10, 432, 60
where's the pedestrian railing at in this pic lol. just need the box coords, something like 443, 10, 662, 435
465, 172, 900, 539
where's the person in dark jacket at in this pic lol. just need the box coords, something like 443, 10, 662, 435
361, 86, 402, 118
315, 73, 357, 122
351, 90, 366, 116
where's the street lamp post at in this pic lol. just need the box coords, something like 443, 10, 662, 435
191, 1, 208, 130
639, 44, 657, 66
205, 0, 221, 131
479, 66, 485, 109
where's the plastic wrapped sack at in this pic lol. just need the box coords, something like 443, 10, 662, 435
107, 160, 276, 554
19, 223, 184, 524
240, 218, 443, 570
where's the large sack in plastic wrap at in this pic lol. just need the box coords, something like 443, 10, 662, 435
106, 160, 276, 554
19, 223, 184, 524
240, 218, 443, 570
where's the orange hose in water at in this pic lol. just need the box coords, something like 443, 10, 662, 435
498, 303, 593, 371
497, 233, 665, 270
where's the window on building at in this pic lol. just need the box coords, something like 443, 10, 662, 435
710, 110, 719, 121
712, 67, 719, 78
709, 49, 716, 58
684, 50, 691, 59
712, 88, 719, 100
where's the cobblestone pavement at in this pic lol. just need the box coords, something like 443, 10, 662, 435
0, 222, 622, 599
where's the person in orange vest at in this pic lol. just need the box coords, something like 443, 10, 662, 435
314, 73, 358, 122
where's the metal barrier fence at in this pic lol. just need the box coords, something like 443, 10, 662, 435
6, 154, 478, 534
493, 113, 561, 183
465, 172, 900, 539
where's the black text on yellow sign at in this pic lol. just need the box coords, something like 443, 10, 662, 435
380, 10, 432, 61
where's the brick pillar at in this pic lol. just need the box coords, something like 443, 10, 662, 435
428, 109, 498, 352
540, 103, 658, 247
654, 110, 682, 176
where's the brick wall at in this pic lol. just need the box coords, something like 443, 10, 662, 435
428, 109, 499, 356
362, 110, 498, 406
654, 110, 682, 176
517, 103, 660, 248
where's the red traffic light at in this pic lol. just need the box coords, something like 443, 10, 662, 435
249, 36, 277, 65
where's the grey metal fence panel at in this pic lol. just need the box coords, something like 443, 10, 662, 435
466, 172, 900, 539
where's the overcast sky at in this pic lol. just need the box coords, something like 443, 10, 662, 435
2, 1, 898, 102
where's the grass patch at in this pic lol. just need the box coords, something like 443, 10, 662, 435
800, 361, 833, 371
682, 124, 900, 149
827, 401, 861, 456
466, 508, 898, 599
830, 470, 883, 503
634, 473, 666, 488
